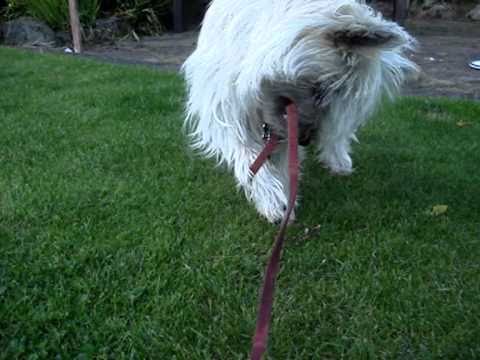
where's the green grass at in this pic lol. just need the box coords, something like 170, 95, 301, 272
1, 47, 480, 359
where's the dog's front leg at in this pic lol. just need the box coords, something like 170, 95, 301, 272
316, 111, 355, 176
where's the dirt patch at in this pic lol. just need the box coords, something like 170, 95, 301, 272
405, 20, 480, 100
81, 32, 197, 72
16, 19, 480, 101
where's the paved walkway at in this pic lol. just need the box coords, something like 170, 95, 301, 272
405, 20, 480, 100
82, 20, 480, 101
83, 31, 197, 72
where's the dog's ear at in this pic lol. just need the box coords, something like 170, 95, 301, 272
332, 29, 394, 48
329, 3, 411, 50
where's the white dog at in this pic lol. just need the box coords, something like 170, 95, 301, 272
183, 0, 417, 223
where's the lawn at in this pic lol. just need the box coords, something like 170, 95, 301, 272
1, 47, 479, 359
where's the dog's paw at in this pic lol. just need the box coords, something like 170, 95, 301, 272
272, 207, 296, 225
259, 203, 297, 224
328, 164, 354, 176
254, 200, 297, 224
319, 150, 353, 176
259, 205, 287, 224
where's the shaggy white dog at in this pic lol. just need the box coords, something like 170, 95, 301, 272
183, 0, 417, 223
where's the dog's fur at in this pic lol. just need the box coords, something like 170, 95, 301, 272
183, 0, 417, 222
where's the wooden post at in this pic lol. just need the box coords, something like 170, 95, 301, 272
173, 0, 184, 33
68, 0, 82, 53
393, 0, 409, 26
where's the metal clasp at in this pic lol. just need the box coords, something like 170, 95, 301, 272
262, 123, 272, 141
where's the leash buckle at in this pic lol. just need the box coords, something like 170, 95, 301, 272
262, 123, 272, 141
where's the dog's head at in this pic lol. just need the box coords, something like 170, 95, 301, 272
250, 1, 417, 142
287, 2, 417, 92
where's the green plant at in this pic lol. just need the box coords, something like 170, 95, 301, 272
2, 0, 26, 20
19, 0, 99, 30
115, 0, 172, 35
26, 0, 68, 30
79, 0, 99, 29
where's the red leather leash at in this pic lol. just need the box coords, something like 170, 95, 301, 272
249, 102, 299, 360
249, 133, 279, 176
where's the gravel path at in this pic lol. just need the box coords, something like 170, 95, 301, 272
79, 20, 480, 101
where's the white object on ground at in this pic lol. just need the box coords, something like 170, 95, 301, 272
469, 60, 480, 70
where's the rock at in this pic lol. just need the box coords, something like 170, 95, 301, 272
421, 0, 438, 9
1, 17, 56, 46
417, 3, 456, 20
90, 16, 132, 42
410, 0, 457, 20
55, 31, 72, 46
467, 4, 480, 21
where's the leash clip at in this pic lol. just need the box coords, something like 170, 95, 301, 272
262, 123, 272, 141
